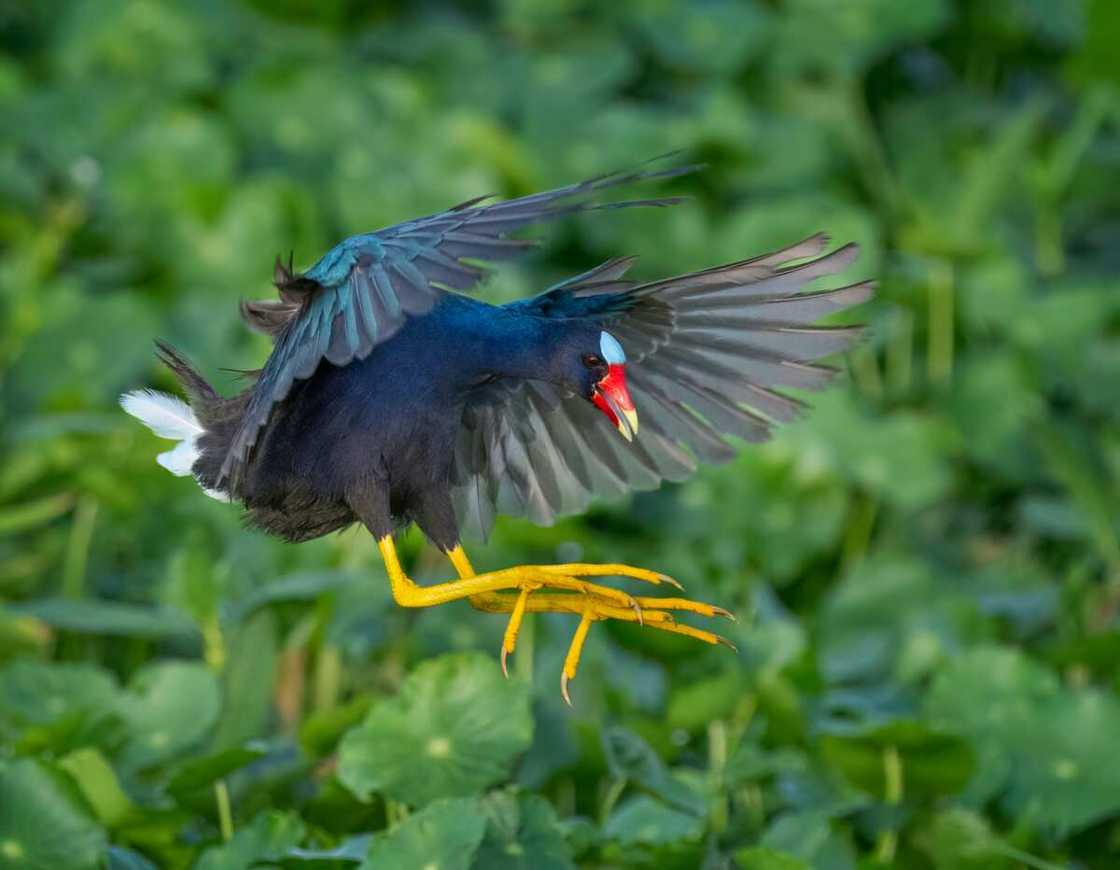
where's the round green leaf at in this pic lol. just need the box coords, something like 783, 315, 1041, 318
0, 660, 119, 727
0, 660, 123, 753
339, 653, 532, 806
927, 646, 1120, 835
118, 661, 221, 771
603, 796, 703, 846
359, 797, 487, 870
474, 790, 574, 870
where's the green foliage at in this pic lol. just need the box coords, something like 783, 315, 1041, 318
338, 653, 533, 806
2, 0, 1119, 867
0, 759, 107, 870
361, 798, 487, 870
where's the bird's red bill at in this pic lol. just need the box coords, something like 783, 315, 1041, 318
593, 364, 638, 441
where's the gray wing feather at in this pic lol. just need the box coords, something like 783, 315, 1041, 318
451, 235, 873, 538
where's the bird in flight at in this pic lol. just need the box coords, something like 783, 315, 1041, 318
122, 159, 872, 702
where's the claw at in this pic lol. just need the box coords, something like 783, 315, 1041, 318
659, 573, 684, 591
560, 609, 595, 706
499, 584, 534, 680
717, 635, 738, 652
428, 546, 734, 696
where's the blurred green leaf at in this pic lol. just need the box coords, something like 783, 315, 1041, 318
0, 660, 122, 752
118, 661, 221, 771
602, 727, 705, 815
288, 835, 371, 862
915, 808, 1010, 870
209, 610, 278, 750
230, 570, 359, 620
927, 646, 1120, 835
166, 745, 266, 799
299, 694, 375, 759
784, 393, 956, 512
57, 748, 134, 828
818, 555, 988, 684
638, 0, 771, 76
9, 598, 196, 640
759, 810, 855, 870
0, 492, 74, 536
360, 797, 487, 870
735, 847, 810, 870
339, 653, 532, 805
196, 810, 306, 870
773, 0, 950, 75
819, 720, 974, 798
0, 759, 106, 870
603, 795, 704, 846
106, 846, 159, 870
473, 789, 574, 870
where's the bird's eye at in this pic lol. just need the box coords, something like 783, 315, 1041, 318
582, 354, 604, 368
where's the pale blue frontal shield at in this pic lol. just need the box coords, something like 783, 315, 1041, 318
599, 331, 626, 365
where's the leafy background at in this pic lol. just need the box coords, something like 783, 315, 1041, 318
2, 0, 1119, 867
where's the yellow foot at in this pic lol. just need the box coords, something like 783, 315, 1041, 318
469, 586, 736, 704
378, 538, 736, 704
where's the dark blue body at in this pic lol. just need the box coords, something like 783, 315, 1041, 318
241, 293, 601, 549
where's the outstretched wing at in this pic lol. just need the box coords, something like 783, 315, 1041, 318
220, 160, 695, 487
450, 235, 874, 538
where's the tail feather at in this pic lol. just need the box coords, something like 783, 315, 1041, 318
119, 389, 202, 443
119, 389, 202, 479
120, 342, 234, 502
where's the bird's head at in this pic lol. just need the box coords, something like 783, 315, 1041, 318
576, 331, 638, 442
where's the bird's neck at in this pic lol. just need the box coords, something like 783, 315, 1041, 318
432, 298, 557, 384
482, 310, 562, 383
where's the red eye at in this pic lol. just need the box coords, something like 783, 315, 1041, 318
582, 354, 604, 368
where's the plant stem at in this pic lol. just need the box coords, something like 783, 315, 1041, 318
62, 496, 97, 599
850, 344, 883, 403
314, 644, 342, 712
886, 307, 913, 398
707, 719, 728, 834
214, 780, 233, 842
927, 259, 954, 387
874, 744, 903, 862
599, 777, 627, 827
992, 842, 1069, 870
841, 493, 877, 572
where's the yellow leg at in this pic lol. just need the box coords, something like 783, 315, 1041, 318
377, 537, 639, 610
378, 538, 735, 703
